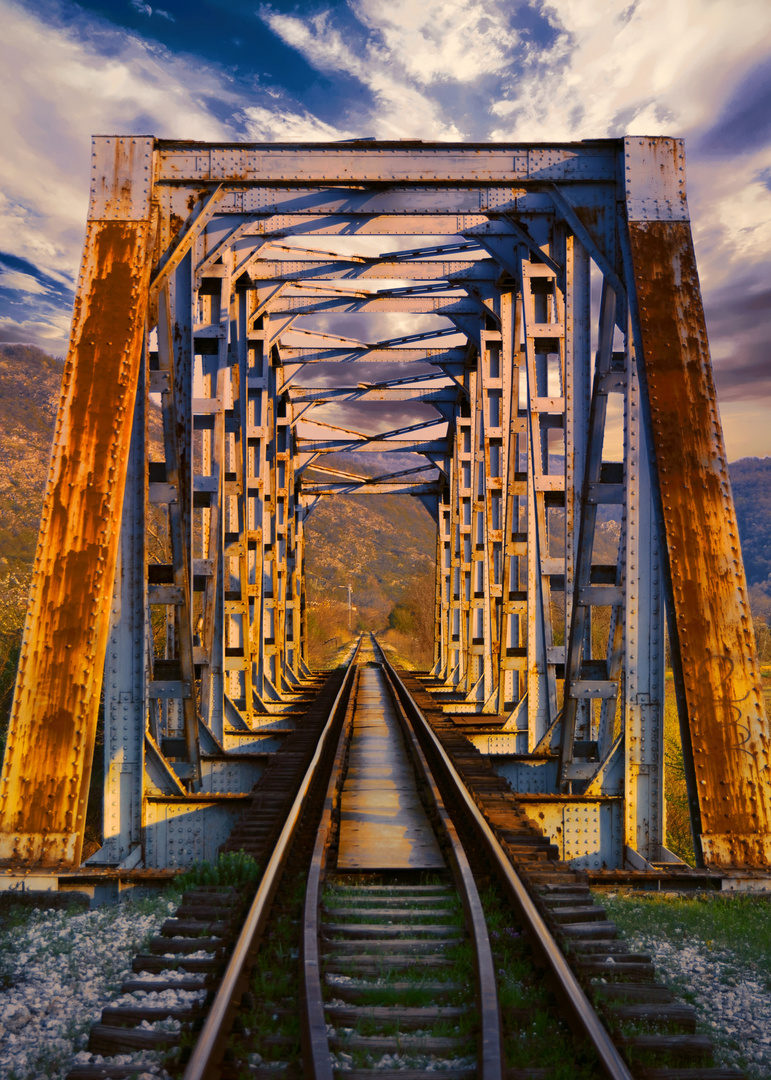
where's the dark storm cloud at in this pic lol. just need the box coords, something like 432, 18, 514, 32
697, 55, 771, 157
705, 273, 771, 402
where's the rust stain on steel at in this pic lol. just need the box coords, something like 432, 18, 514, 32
629, 219, 771, 868
0, 218, 155, 867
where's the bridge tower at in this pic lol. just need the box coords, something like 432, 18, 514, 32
1, 136, 769, 874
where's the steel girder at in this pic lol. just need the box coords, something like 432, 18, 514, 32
0, 136, 768, 871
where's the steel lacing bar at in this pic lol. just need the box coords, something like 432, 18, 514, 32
182, 638, 362, 1080
378, 647, 635, 1080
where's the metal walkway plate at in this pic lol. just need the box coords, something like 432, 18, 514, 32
337, 667, 445, 871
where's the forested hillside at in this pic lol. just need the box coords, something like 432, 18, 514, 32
303, 454, 436, 621
730, 457, 771, 620
0, 344, 63, 570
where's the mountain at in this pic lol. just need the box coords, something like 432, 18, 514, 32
730, 456, 771, 620
730, 457, 771, 587
304, 490, 436, 626
0, 344, 63, 570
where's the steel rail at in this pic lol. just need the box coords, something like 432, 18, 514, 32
378, 651, 504, 1080
300, 666, 360, 1080
182, 639, 362, 1080
301, 638, 504, 1080
377, 643, 635, 1080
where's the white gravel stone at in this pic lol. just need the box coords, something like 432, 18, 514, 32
0, 895, 177, 1079
625, 927, 771, 1079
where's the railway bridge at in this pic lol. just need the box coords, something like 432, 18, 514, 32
1, 135, 769, 879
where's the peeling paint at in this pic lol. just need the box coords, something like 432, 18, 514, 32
0, 219, 155, 866
629, 219, 771, 867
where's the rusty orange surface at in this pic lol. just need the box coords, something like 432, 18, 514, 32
629, 219, 771, 867
0, 218, 155, 867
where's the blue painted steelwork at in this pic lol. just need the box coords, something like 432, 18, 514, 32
1, 136, 768, 871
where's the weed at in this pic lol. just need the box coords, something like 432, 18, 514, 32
174, 850, 260, 892
600, 891, 771, 979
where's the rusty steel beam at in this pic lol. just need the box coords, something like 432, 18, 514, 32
0, 139, 156, 865
4, 134, 768, 875
627, 217, 771, 867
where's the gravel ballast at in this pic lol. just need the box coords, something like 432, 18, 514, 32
0, 893, 182, 1080
603, 892, 771, 1079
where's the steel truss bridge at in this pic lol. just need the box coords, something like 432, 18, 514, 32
1, 136, 769, 875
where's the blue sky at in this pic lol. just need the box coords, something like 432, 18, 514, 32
1, 0, 770, 457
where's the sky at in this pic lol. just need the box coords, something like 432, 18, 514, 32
1, 0, 770, 459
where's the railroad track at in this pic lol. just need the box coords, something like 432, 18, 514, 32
67, 636, 744, 1080
66, 647, 360, 1080
385, 645, 746, 1080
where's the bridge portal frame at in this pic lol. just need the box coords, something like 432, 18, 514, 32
0, 136, 769, 872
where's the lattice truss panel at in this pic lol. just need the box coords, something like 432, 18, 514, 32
1, 137, 769, 871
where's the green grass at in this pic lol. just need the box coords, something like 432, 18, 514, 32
663, 673, 695, 865
663, 665, 771, 866
478, 884, 601, 1076
600, 891, 771, 980
321, 877, 477, 1051
236, 873, 306, 1064
174, 850, 260, 892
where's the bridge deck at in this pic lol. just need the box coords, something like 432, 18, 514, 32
337, 664, 445, 871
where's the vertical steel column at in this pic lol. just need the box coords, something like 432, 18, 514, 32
285, 427, 305, 684
433, 488, 452, 677
247, 319, 271, 705
225, 279, 255, 719
255, 327, 284, 702
155, 265, 200, 783
500, 291, 529, 731
0, 136, 157, 865
447, 397, 474, 690
623, 332, 665, 859
196, 341, 226, 741
466, 330, 495, 706
623, 136, 771, 866
562, 235, 591, 737
559, 281, 625, 784
96, 342, 148, 864
478, 328, 502, 709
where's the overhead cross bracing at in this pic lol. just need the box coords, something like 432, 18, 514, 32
0, 136, 769, 875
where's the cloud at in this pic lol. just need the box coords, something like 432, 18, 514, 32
697, 55, 771, 157
1, 0, 769, 455
0, 269, 50, 295
352, 0, 516, 85
241, 105, 354, 142
130, 0, 175, 20
0, 0, 256, 344
258, 5, 465, 139
0, 313, 71, 350
0, 0, 239, 281
488, 0, 771, 142
705, 276, 771, 404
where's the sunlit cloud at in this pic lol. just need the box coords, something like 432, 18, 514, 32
0, 312, 71, 349
1, 0, 769, 454
0, 270, 50, 295
258, 4, 466, 139
242, 105, 354, 142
